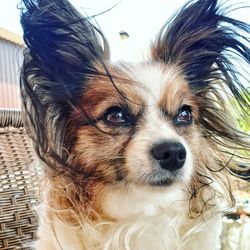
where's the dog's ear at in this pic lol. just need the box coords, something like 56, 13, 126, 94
20, 0, 109, 83
151, 0, 249, 91
20, 0, 110, 172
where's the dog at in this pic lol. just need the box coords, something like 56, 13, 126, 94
20, 0, 250, 249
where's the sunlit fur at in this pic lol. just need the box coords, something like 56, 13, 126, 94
20, 0, 250, 249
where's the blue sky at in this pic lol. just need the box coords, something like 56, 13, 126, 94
0, 0, 250, 61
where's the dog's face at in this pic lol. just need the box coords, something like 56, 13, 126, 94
72, 63, 199, 188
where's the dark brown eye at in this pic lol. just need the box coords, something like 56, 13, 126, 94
174, 105, 193, 125
103, 106, 130, 126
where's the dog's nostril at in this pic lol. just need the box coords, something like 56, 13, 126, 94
164, 152, 170, 160
151, 143, 170, 160
151, 141, 187, 171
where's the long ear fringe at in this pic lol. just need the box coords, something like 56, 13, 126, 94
20, 0, 110, 178
151, 0, 250, 174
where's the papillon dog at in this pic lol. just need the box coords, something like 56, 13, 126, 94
20, 0, 250, 249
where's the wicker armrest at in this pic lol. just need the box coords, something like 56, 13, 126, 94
0, 109, 40, 249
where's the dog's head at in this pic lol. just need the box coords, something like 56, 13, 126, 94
20, 0, 250, 217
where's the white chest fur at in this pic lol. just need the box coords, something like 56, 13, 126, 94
36, 184, 222, 250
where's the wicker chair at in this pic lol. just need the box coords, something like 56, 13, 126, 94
0, 109, 40, 250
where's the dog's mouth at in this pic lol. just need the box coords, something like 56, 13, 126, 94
131, 168, 182, 187
148, 178, 174, 187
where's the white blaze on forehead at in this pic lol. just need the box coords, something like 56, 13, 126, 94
124, 62, 186, 140
127, 62, 182, 105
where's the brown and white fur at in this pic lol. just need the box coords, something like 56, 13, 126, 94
20, 0, 250, 249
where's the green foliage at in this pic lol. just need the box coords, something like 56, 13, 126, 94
230, 91, 250, 134
229, 91, 250, 159
237, 118, 250, 133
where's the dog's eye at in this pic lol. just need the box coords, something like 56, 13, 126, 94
103, 107, 130, 126
174, 105, 193, 125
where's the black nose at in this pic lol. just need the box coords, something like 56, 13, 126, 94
151, 141, 186, 171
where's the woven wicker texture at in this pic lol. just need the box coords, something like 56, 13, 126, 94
0, 110, 40, 249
